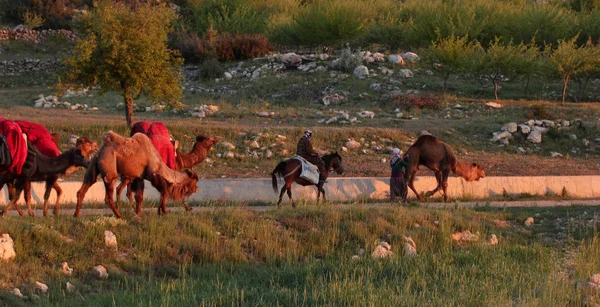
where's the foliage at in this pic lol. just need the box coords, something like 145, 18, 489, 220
198, 58, 224, 79
61, 0, 183, 127
423, 34, 481, 91
22, 11, 45, 29
0, 0, 90, 29
362, 14, 408, 51
394, 95, 444, 110
183, 0, 269, 35
550, 36, 599, 102
330, 47, 362, 73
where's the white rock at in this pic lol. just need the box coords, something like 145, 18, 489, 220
265, 150, 273, 159
527, 131, 542, 144
322, 93, 345, 106
325, 116, 338, 124
250, 141, 260, 149
345, 140, 361, 150
451, 230, 479, 242
353, 65, 369, 79
61, 262, 73, 276
526, 119, 535, 126
319, 53, 329, 61
401, 52, 420, 63
92, 265, 109, 279
104, 230, 118, 250
485, 102, 503, 109
583, 139, 590, 146
222, 142, 235, 150
502, 122, 518, 133
590, 273, 600, 285
371, 242, 394, 259
351, 255, 360, 261
551, 152, 562, 158
531, 126, 549, 134
561, 120, 570, 127
224, 72, 232, 80
35, 281, 48, 293
492, 131, 512, 142
0, 233, 16, 261
518, 125, 531, 134
191, 111, 205, 118
357, 111, 375, 118
542, 120, 555, 128
224, 151, 235, 159
397, 69, 413, 78
404, 237, 417, 257
569, 134, 577, 140
524, 217, 534, 227
488, 234, 498, 246
279, 53, 302, 67
12, 288, 23, 298
256, 111, 274, 118
388, 54, 404, 65
315, 66, 327, 73
66, 282, 76, 293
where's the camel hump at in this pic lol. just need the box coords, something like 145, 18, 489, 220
413, 134, 441, 146
102, 131, 121, 144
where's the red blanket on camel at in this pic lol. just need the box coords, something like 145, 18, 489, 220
0, 117, 28, 174
131, 121, 176, 169
130, 121, 151, 137
16, 120, 61, 158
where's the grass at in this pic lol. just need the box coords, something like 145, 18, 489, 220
0, 205, 599, 305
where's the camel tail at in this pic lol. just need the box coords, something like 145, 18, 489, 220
272, 162, 285, 193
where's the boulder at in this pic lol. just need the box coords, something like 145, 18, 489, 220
502, 122, 518, 133
256, 111, 275, 118
279, 53, 302, 68
403, 237, 417, 257
397, 69, 413, 78
518, 125, 531, 134
388, 54, 404, 65
542, 120, 555, 128
223, 72, 232, 80
104, 230, 117, 250
569, 134, 577, 140
12, 288, 23, 298
401, 52, 420, 63
357, 111, 375, 118
353, 65, 369, 79
322, 93, 345, 106
524, 217, 534, 227
61, 262, 73, 276
527, 131, 542, 144
451, 230, 479, 242
488, 234, 499, 246
250, 140, 260, 149
0, 234, 16, 261
531, 126, 549, 134
66, 282, 76, 293
35, 281, 48, 293
345, 140, 361, 150
492, 131, 511, 142
92, 265, 109, 279
485, 102, 503, 109
371, 241, 394, 259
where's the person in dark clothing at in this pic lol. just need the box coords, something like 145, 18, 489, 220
296, 130, 326, 174
390, 148, 409, 202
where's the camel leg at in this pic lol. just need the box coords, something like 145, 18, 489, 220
406, 169, 423, 201
115, 179, 130, 206
182, 200, 192, 212
103, 178, 122, 219
42, 180, 52, 216
74, 162, 99, 217
441, 169, 450, 202
425, 171, 444, 198
158, 191, 168, 216
3, 184, 25, 217
131, 178, 144, 216
52, 181, 62, 216
24, 181, 34, 217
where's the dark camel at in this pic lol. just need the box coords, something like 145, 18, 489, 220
271, 152, 344, 207
1, 146, 90, 216
404, 135, 485, 202
74, 132, 198, 218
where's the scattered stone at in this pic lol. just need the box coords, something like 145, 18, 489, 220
551, 152, 563, 158
224, 151, 235, 159
345, 140, 361, 150
583, 139, 590, 146
265, 150, 273, 159
569, 134, 577, 140
388, 54, 404, 65
353, 65, 369, 79
542, 120, 556, 128
322, 93, 345, 106
401, 52, 420, 63
451, 230, 480, 242
371, 241, 394, 259
223, 72, 232, 80
485, 102, 503, 109
279, 53, 302, 68
319, 53, 329, 61
0, 233, 16, 261
104, 230, 117, 250
527, 131, 542, 144
221, 142, 235, 150
403, 237, 417, 257
492, 131, 512, 142
518, 125, 531, 134
351, 255, 360, 261
488, 234, 499, 246
35, 281, 48, 293
66, 282, 76, 293
61, 262, 73, 276
524, 217, 534, 227
190, 111, 205, 118
369, 83, 381, 91
250, 141, 260, 149
357, 111, 375, 118
502, 122, 518, 133
12, 288, 24, 298
397, 69, 413, 78
92, 265, 109, 279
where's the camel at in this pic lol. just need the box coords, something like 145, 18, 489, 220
74, 131, 198, 218
1, 146, 90, 216
404, 135, 485, 202
118, 134, 217, 209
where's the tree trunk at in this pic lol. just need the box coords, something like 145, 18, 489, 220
124, 94, 134, 128
494, 81, 499, 101
524, 76, 531, 96
443, 74, 449, 93
562, 75, 569, 103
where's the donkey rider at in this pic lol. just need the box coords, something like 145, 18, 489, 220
296, 130, 326, 175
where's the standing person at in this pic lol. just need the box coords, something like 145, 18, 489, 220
390, 148, 409, 202
296, 130, 325, 174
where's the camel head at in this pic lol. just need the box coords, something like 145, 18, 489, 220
465, 162, 485, 182
194, 135, 219, 151
169, 169, 199, 201
67, 148, 90, 168
76, 137, 99, 159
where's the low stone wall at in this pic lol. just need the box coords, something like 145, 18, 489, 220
1, 176, 600, 206
0, 58, 63, 76
0, 29, 77, 43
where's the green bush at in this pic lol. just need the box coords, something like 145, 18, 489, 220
330, 47, 362, 73
198, 58, 224, 79
423, 34, 481, 91
183, 0, 268, 35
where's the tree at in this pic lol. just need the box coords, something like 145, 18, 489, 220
472, 38, 534, 101
551, 36, 597, 103
423, 34, 480, 92
61, 0, 182, 127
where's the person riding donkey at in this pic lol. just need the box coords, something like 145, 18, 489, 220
296, 130, 326, 175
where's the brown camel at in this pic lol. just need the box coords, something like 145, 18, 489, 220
117, 134, 217, 208
404, 135, 485, 202
1, 146, 90, 216
74, 131, 198, 218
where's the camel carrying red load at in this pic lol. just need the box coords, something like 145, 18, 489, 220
16, 120, 61, 158
131, 121, 176, 169
0, 117, 29, 175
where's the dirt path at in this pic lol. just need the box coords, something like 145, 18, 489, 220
5, 199, 600, 217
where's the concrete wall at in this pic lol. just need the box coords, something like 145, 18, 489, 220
1, 176, 600, 205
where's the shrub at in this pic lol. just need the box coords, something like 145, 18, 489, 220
22, 11, 44, 29
198, 58, 224, 79
330, 47, 362, 73
183, 0, 268, 35
213, 33, 272, 61
423, 34, 481, 91
527, 104, 556, 120
169, 29, 209, 63
394, 95, 443, 110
